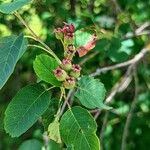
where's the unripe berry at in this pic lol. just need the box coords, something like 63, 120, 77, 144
63, 77, 76, 89
70, 64, 81, 78
61, 58, 72, 71
64, 45, 76, 59
53, 67, 67, 81
64, 35, 74, 45
54, 28, 63, 40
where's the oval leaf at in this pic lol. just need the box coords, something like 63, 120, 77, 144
0, 34, 28, 89
75, 76, 110, 109
75, 30, 96, 57
48, 118, 62, 144
60, 106, 100, 150
0, 0, 32, 14
33, 54, 61, 86
18, 139, 43, 150
4, 84, 51, 137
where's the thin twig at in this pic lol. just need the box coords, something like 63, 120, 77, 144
91, 46, 149, 77
43, 131, 49, 149
14, 12, 61, 64
121, 68, 138, 150
105, 65, 133, 104
79, 51, 99, 66
94, 66, 133, 120
59, 89, 74, 116
124, 30, 150, 39
93, 44, 150, 120
123, 22, 150, 39
110, 0, 122, 13
28, 44, 58, 57
100, 112, 109, 150
135, 22, 150, 34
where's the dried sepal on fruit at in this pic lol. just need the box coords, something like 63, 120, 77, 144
53, 67, 67, 81
70, 64, 81, 78
61, 58, 72, 71
63, 77, 76, 89
54, 28, 63, 40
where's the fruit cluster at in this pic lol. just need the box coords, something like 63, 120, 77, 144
53, 23, 81, 89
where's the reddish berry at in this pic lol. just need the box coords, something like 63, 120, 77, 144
53, 67, 67, 81
62, 23, 75, 34
70, 64, 81, 78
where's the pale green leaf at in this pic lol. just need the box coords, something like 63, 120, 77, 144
18, 139, 43, 150
75, 30, 95, 48
0, 0, 32, 14
4, 84, 51, 137
60, 106, 100, 150
0, 34, 28, 89
75, 76, 110, 109
33, 54, 61, 86
48, 118, 62, 144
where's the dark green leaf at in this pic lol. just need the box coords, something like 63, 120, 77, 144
42, 98, 59, 130
75, 76, 110, 109
107, 38, 134, 62
0, 34, 28, 89
18, 139, 43, 150
47, 140, 62, 150
60, 106, 100, 150
0, 0, 32, 14
33, 54, 61, 86
4, 84, 51, 137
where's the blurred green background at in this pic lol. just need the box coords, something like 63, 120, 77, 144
0, 0, 150, 150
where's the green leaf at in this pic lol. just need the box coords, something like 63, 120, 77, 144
18, 139, 43, 150
33, 54, 61, 86
75, 29, 96, 57
75, 30, 94, 48
0, 34, 28, 89
107, 38, 134, 62
42, 98, 59, 130
47, 140, 62, 150
4, 84, 51, 137
60, 106, 100, 150
66, 146, 74, 150
75, 76, 110, 109
48, 118, 62, 144
0, 0, 32, 14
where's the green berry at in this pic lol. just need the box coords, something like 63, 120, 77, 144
70, 64, 81, 78
54, 28, 63, 40
63, 77, 76, 89
61, 58, 72, 71
53, 67, 67, 81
